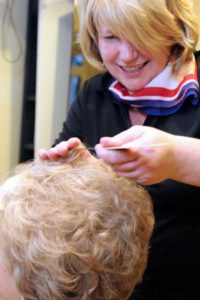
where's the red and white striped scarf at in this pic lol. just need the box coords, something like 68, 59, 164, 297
109, 55, 199, 116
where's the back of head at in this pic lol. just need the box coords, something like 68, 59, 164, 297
0, 149, 154, 300
76, 0, 199, 69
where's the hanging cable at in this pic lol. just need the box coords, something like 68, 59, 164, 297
1, 0, 23, 63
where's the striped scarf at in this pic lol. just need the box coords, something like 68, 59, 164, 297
109, 55, 199, 116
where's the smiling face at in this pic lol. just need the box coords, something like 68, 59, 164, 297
98, 23, 170, 92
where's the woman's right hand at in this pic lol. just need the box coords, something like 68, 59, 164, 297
38, 138, 81, 160
95, 125, 176, 185
95, 125, 200, 186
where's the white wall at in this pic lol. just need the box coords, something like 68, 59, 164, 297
34, 0, 74, 154
193, 0, 200, 50
0, 0, 28, 181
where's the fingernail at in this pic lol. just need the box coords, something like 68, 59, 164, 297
39, 149, 46, 155
55, 144, 66, 152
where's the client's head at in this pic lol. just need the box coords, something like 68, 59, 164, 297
0, 147, 154, 300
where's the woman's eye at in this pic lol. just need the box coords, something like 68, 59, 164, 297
104, 35, 118, 40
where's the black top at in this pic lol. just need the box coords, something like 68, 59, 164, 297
55, 52, 200, 285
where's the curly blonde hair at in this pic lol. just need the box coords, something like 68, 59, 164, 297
76, 0, 199, 70
0, 149, 154, 300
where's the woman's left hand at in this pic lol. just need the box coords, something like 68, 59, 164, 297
95, 125, 177, 185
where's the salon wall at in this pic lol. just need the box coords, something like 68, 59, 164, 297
0, 0, 73, 182
34, 0, 74, 155
194, 0, 200, 49
0, 0, 28, 182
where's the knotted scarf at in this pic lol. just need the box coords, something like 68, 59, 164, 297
109, 55, 199, 116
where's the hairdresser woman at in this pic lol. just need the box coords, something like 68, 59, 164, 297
39, 0, 200, 299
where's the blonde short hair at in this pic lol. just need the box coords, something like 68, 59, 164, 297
0, 149, 154, 300
76, 0, 199, 70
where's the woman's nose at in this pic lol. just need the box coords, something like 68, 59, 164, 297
119, 40, 139, 61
